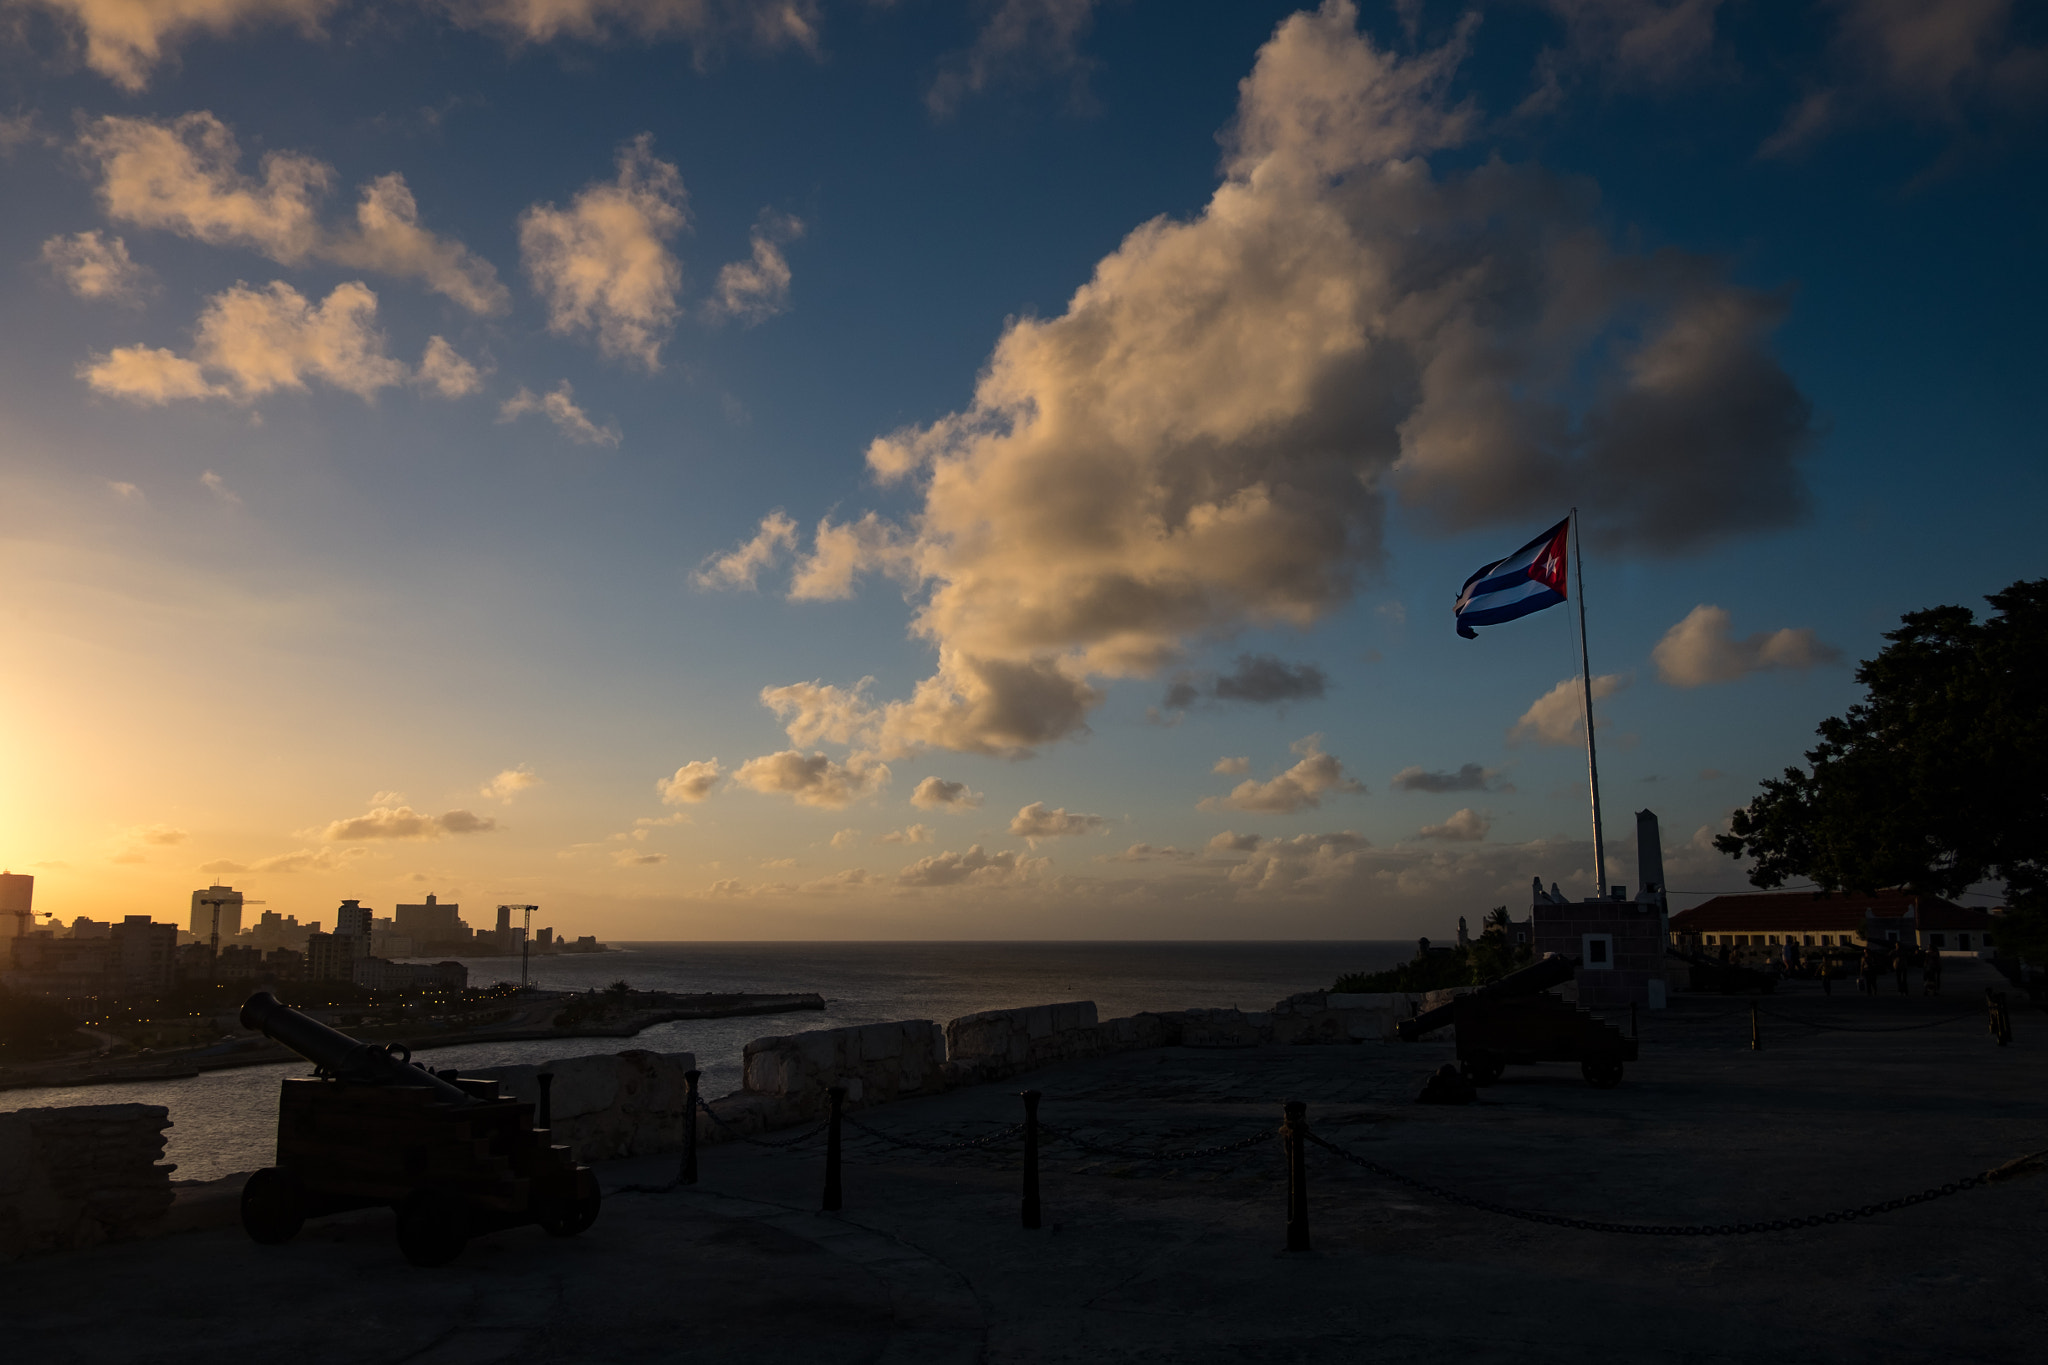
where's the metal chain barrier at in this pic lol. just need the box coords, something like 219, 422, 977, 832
694, 1093, 833, 1149
842, 1115, 1026, 1153
1752, 1005, 1984, 1034
1302, 1127, 2024, 1235
1040, 1123, 1276, 1162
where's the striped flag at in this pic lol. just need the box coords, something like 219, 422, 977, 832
1454, 517, 1571, 638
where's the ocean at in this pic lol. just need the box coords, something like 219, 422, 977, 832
0, 940, 1408, 1182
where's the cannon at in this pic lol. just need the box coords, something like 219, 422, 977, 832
1395, 954, 1637, 1088
237, 991, 601, 1265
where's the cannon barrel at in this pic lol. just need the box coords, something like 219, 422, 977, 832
241, 991, 474, 1103
1396, 952, 1579, 1040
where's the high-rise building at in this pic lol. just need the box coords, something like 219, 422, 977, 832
109, 916, 177, 994
1, 871, 33, 938
395, 894, 467, 945
189, 885, 245, 939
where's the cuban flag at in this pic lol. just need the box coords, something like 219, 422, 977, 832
1454, 516, 1571, 638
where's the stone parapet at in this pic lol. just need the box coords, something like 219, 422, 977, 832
469, 1048, 697, 1163
741, 1019, 946, 1117
0, 1104, 175, 1262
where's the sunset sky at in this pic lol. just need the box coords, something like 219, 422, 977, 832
1, 0, 2041, 939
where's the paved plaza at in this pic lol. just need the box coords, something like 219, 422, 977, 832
6, 960, 2045, 1365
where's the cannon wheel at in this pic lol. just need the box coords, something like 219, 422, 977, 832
396, 1189, 469, 1267
1460, 1054, 1506, 1086
1581, 1059, 1625, 1089
541, 1168, 602, 1238
241, 1167, 306, 1245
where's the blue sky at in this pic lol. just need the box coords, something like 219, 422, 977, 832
0, 0, 2041, 939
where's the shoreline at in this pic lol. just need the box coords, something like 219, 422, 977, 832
0, 991, 825, 1094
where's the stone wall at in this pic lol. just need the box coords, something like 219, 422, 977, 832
0, 1104, 175, 1262
469, 1048, 697, 1163
942, 1003, 1184, 1082
739, 1019, 946, 1117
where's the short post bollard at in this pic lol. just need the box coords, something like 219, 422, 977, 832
1282, 1100, 1311, 1253
1988, 990, 2012, 1047
1020, 1090, 1042, 1230
536, 1072, 554, 1131
1750, 1001, 1762, 1052
823, 1085, 846, 1212
680, 1069, 700, 1186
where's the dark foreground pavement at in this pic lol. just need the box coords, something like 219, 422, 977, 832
7, 960, 2045, 1365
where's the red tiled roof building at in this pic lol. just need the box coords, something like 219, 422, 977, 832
1670, 889, 1996, 954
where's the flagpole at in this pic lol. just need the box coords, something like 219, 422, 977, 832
1572, 508, 1608, 899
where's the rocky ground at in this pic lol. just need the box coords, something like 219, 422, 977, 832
6, 960, 2044, 1365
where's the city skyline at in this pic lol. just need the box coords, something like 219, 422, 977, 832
1, 2, 2041, 938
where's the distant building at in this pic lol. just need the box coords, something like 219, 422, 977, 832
394, 894, 468, 947
188, 885, 245, 939
246, 910, 320, 952
306, 932, 355, 982
5, 932, 112, 996
370, 917, 416, 959
109, 916, 178, 994
351, 958, 467, 993
1, 871, 33, 938
1671, 889, 1996, 956
66, 917, 110, 940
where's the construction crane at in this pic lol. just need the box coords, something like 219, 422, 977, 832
196, 891, 266, 983
500, 905, 540, 988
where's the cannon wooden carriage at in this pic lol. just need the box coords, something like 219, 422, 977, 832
237, 991, 601, 1265
1395, 954, 1638, 1088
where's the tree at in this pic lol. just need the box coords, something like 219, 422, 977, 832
1714, 579, 2048, 959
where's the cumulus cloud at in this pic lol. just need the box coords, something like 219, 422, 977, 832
910, 776, 984, 811
1520, 0, 1725, 112
830, 828, 859, 848
78, 113, 505, 311
1213, 756, 1250, 776
200, 469, 241, 508
102, 478, 143, 501
896, 844, 1046, 888
1418, 807, 1490, 841
1105, 843, 1195, 863
801, 867, 878, 893
760, 678, 878, 748
717, 1, 1811, 760
499, 381, 621, 446
40, 231, 152, 302
732, 750, 889, 808
416, 336, 487, 398
131, 824, 187, 845
1008, 802, 1109, 842
1221, 830, 1370, 894
614, 849, 668, 867
481, 766, 542, 802
81, 280, 407, 404
202, 844, 371, 875
1651, 604, 1842, 687
1390, 763, 1509, 793
1198, 734, 1364, 814
519, 134, 686, 369
19, 0, 334, 91
657, 759, 724, 804
1763, 0, 2048, 155
927, 0, 1098, 117
317, 805, 498, 841
440, 0, 821, 61
708, 210, 802, 325
1509, 674, 1627, 746
1164, 654, 1328, 710
1206, 831, 1265, 854
695, 511, 797, 590
875, 824, 934, 845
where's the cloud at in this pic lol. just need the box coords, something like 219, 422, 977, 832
695, 511, 798, 590
896, 844, 1046, 888
1163, 654, 1328, 710
927, 0, 1099, 117
204, 844, 372, 875
519, 134, 686, 369
910, 776, 984, 811
1105, 843, 1195, 863
79, 113, 505, 311
1008, 802, 1109, 842
789, 513, 914, 601
481, 766, 542, 802
1390, 763, 1509, 793
800, 867, 878, 893
760, 678, 878, 747
636, 812, 690, 828
102, 478, 143, 502
416, 336, 487, 398
40, 231, 152, 302
82, 280, 406, 405
723, 1, 1811, 759
1509, 674, 1627, 746
1221, 830, 1371, 894
614, 849, 669, 867
1205, 831, 1265, 854
1762, 0, 2048, 155
318, 805, 499, 841
1651, 605, 1842, 687
440, 0, 821, 61
499, 381, 621, 446
1519, 0, 1725, 113
732, 750, 889, 808
19, 0, 334, 91
1213, 756, 1249, 776
830, 828, 859, 848
200, 469, 241, 508
708, 211, 802, 325
875, 824, 934, 845
1198, 734, 1364, 814
657, 759, 724, 804
1418, 807, 1490, 841
1699, 768, 1724, 780
130, 824, 187, 845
